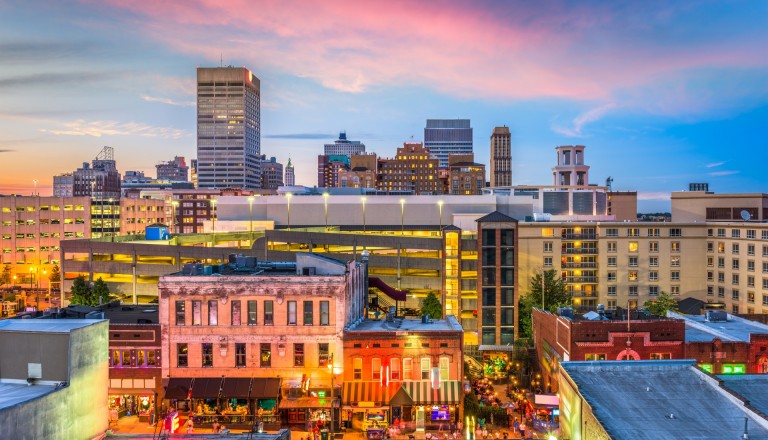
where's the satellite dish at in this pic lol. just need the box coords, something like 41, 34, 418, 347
740, 210, 751, 221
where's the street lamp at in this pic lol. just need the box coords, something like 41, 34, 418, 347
437, 200, 444, 235
247, 196, 255, 235
322, 193, 329, 230
361, 196, 367, 232
286, 193, 293, 231
399, 198, 405, 235
171, 200, 179, 234
210, 198, 217, 246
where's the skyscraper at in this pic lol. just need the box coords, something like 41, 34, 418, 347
423, 119, 473, 168
156, 156, 189, 182
323, 131, 366, 156
196, 67, 261, 189
490, 126, 512, 187
284, 158, 295, 186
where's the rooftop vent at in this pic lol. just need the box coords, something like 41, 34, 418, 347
706, 310, 728, 322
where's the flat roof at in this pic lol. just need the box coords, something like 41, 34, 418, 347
670, 312, 768, 342
717, 375, 768, 415
346, 315, 463, 333
561, 360, 768, 439
0, 382, 57, 412
0, 319, 104, 333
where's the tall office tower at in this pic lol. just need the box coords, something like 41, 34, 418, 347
53, 173, 74, 197
490, 126, 512, 187
323, 131, 366, 156
258, 155, 284, 190
71, 146, 121, 199
552, 145, 590, 186
156, 156, 189, 181
424, 119, 473, 168
376, 142, 439, 194
196, 67, 261, 189
190, 159, 198, 188
317, 155, 350, 188
284, 158, 295, 186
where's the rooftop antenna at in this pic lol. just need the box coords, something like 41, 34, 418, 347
220, 53, 223, 67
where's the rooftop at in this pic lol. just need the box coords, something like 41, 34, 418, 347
718, 375, 768, 416
0, 382, 58, 412
0, 319, 103, 333
561, 360, 768, 439
346, 315, 463, 333
669, 311, 768, 342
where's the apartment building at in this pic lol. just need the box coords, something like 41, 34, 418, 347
377, 142, 439, 195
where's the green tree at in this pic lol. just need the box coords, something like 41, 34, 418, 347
92, 277, 113, 305
518, 270, 570, 338
69, 275, 94, 306
0, 265, 11, 286
421, 291, 443, 319
643, 291, 679, 316
463, 389, 480, 418
48, 265, 61, 283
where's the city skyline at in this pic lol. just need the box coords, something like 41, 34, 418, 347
1, 1, 768, 211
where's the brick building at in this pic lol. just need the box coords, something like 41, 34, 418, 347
377, 142, 439, 195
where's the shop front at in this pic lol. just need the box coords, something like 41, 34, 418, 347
341, 382, 397, 433
108, 393, 155, 422
400, 381, 463, 431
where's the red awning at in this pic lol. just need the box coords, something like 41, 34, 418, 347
369, 277, 407, 302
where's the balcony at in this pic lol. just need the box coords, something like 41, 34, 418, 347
561, 262, 598, 269
561, 248, 598, 255
570, 290, 597, 297
561, 233, 597, 240
563, 276, 598, 284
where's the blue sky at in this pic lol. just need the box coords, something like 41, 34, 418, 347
1, 0, 767, 211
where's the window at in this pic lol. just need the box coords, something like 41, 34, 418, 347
648, 228, 660, 237
764, 295, 768, 306
264, 300, 274, 325
748, 291, 755, 303
649, 286, 659, 296
650, 257, 658, 267
543, 242, 552, 253
231, 300, 241, 326
320, 301, 330, 326
707, 242, 714, 253
627, 228, 639, 237
629, 286, 638, 296
608, 286, 616, 296
403, 358, 413, 381
177, 343, 188, 367
607, 271, 616, 282
287, 301, 297, 325
628, 242, 638, 252
318, 343, 330, 367
651, 353, 671, 360
707, 271, 714, 281
629, 257, 638, 267
175, 301, 185, 326
763, 231, 768, 240
671, 256, 680, 267
649, 271, 658, 282
202, 343, 213, 367
121, 350, 131, 366
606, 228, 618, 237
708, 286, 713, 296
671, 271, 680, 281
707, 256, 714, 267
764, 245, 768, 257
543, 257, 553, 267
732, 229, 741, 238
732, 259, 740, 270
719, 257, 725, 268
542, 228, 555, 237
353, 358, 363, 380
733, 243, 740, 254
372, 358, 381, 380
585, 354, 606, 361
192, 301, 202, 326
732, 289, 740, 300
671, 285, 680, 295
649, 242, 658, 253
748, 244, 755, 256
440, 357, 450, 381
747, 230, 756, 239
607, 257, 617, 267
235, 343, 246, 367
247, 301, 257, 325
303, 301, 313, 325
294, 343, 305, 367
733, 274, 740, 285
719, 272, 725, 283
629, 271, 638, 281
421, 358, 431, 380
669, 228, 682, 237
208, 300, 218, 326
607, 242, 616, 252
719, 287, 725, 297
718, 243, 725, 253
260, 343, 271, 367
764, 262, 768, 273
391, 358, 401, 380
717, 228, 726, 238
671, 242, 680, 252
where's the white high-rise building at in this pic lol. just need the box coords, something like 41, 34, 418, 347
196, 67, 261, 189
424, 119, 473, 168
284, 158, 295, 186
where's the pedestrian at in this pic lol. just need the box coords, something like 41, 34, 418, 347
518, 423, 525, 439
513, 419, 518, 434
186, 418, 194, 434
482, 427, 488, 439
495, 430, 501, 440
475, 426, 482, 440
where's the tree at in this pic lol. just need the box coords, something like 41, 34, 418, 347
0, 265, 11, 287
463, 390, 480, 418
69, 275, 94, 306
518, 270, 570, 338
421, 291, 443, 319
92, 277, 113, 305
643, 291, 679, 316
48, 265, 61, 283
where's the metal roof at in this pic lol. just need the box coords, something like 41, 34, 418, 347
718, 375, 768, 415
561, 360, 768, 440
0, 382, 58, 411
0, 319, 104, 333
670, 312, 768, 342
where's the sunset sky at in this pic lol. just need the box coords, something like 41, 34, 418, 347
1, 1, 767, 211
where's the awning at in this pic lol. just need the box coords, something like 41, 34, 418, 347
478, 345, 515, 352
402, 381, 463, 405
192, 378, 223, 399
279, 397, 335, 409
164, 378, 194, 400
221, 378, 252, 399
342, 382, 396, 405
389, 386, 413, 406
250, 378, 281, 399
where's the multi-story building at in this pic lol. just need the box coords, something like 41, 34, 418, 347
156, 156, 190, 182
71, 146, 122, 199
158, 253, 367, 430
258, 156, 284, 190
190, 159, 198, 188
338, 153, 377, 189
490, 126, 512, 187
324, 131, 366, 157
424, 119, 473, 169
342, 315, 464, 431
197, 67, 261, 190
446, 154, 485, 195
317, 155, 350, 188
53, 173, 74, 197
377, 142, 439, 195
607, 191, 638, 221
284, 158, 295, 187
552, 145, 589, 186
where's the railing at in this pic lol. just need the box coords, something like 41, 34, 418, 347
561, 262, 598, 269
561, 233, 597, 240
569, 290, 597, 297
563, 276, 598, 283
561, 248, 598, 254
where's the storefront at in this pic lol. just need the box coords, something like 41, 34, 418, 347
341, 382, 397, 432
399, 381, 463, 430
108, 393, 155, 421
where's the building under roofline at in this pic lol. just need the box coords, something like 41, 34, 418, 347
0, 319, 109, 440
559, 359, 768, 440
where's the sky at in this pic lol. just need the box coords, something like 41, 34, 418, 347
1, 1, 767, 212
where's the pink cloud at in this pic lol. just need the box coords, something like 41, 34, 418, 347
96, 0, 768, 106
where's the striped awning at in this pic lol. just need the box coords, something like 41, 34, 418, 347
402, 381, 463, 405
342, 382, 397, 406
